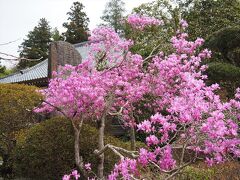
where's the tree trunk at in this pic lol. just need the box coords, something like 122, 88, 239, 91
98, 116, 105, 179
73, 120, 87, 178
130, 126, 136, 151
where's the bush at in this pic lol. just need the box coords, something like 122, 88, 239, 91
177, 161, 240, 180
206, 26, 240, 66
0, 84, 42, 134
207, 62, 240, 82
178, 166, 215, 180
206, 62, 240, 98
0, 84, 41, 176
13, 117, 144, 179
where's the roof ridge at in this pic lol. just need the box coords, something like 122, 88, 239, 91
74, 41, 90, 48
21, 59, 48, 73
74, 40, 101, 48
0, 59, 48, 81
0, 71, 19, 80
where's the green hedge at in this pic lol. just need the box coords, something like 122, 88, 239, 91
206, 62, 240, 98
207, 62, 240, 81
13, 117, 144, 179
0, 84, 41, 176
206, 26, 240, 66
178, 166, 215, 180
177, 161, 240, 180
0, 83, 42, 134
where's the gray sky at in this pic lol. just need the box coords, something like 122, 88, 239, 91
0, 0, 152, 68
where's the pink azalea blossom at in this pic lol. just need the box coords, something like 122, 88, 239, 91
85, 163, 92, 171
127, 14, 163, 30
62, 175, 70, 180
71, 170, 80, 179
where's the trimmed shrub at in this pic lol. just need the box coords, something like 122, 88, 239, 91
0, 84, 42, 133
206, 26, 240, 66
13, 117, 144, 179
178, 161, 240, 180
178, 166, 215, 180
0, 84, 41, 175
206, 62, 240, 98
207, 62, 240, 82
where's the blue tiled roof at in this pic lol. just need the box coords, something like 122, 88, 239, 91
75, 41, 91, 60
0, 59, 48, 83
0, 41, 90, 84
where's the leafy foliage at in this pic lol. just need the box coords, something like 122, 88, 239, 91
100, 0, 126, 33
0, 65, 6, 74
126, 0, 194, 57
51, 27, 64, 41
13, 117, 144, 179
18, 18, 52, 69
126, 0, 177, 57
184, 0, 240, 40
206, 26, 240, 67
206, 62, 240, 97
179, 166, 215, 180
178, 161, 240, 180
131, 0, 240, 99
0, 65, 12, 78
0, 84, 41, 175
207, 62, 240, 82
62, 1, 89, 44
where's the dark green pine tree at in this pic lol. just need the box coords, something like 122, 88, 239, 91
0, 65, 6, 74
51, 27, 64, 41
183, 0, 240, 40
100, 0, 125, 33
18, 18, 52, 69
63, 1, 89, 44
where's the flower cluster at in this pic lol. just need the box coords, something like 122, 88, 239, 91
87, 27, 133, 68
35, 63, 107, 119
127, 14, 163, 30
63, 164, 93, 180
108, 158, 138, 180
180, 19, 188, 29
63, 170, 80, 180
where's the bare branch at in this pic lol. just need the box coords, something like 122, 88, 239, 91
108, 101, 128, 116
101, 51, 128, 75
165, 162, 192, 180
111, 145, 138, 158
144, 43, 162, 62
95, 144, 125, 159
94, 144, 138, 159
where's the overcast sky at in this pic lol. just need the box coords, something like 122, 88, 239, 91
0, 0, 153, 68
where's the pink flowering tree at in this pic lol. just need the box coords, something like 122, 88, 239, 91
36, 23, 145, 178
35, 14, 240, 180
107, 18, 240, 180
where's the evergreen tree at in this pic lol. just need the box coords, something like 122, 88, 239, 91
18, 18, 51, 69
63, 1, 89, 44
0, 64, 12, 78
101, 0, 125, 33
0, 64, 6, 74
51, 27, 64, 41
183, 0, 240, 40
